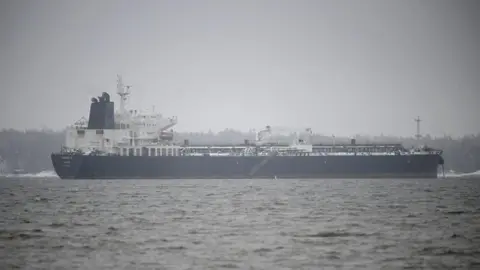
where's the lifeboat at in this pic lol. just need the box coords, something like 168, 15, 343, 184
159, 130, 174, 141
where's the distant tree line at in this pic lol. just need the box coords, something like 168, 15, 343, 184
0, 129, 64, 173
0, 128, 479, 173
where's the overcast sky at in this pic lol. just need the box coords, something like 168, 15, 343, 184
1, 0, 479, 137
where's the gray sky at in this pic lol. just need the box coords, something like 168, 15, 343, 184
1, 0, 479, 137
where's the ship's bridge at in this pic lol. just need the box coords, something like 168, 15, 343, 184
115, 110, 177, 131
63, 75, 179, 154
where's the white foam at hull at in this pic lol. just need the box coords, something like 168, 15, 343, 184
441, 170, 480, 178
1, 170, 59, 178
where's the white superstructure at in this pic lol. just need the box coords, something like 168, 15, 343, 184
64, 75, 179, 155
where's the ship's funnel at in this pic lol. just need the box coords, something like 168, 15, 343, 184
87, 92, 115, 129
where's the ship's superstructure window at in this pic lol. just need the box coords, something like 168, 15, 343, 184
116, 123, 129, 129
96, 130, 104, 135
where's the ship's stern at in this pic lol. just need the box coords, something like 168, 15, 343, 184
51, 153, 83, 179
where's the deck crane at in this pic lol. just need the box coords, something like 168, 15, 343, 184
255, 125, 313, 145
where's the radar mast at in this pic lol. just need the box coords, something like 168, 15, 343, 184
414, 116, 422, 140
116, 75, 131, 115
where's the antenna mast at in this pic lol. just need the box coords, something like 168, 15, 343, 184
414, 116, 422, 140
116, 75, 131, 114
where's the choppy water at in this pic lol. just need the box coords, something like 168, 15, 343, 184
1, 177, 479, 270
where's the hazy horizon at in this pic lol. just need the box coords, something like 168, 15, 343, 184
1, 124, 476, 140
1, 0, 479, 137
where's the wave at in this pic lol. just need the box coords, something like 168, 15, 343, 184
0, 170, 59, 178
441, 170, 480, 179
2, 169, 478, 179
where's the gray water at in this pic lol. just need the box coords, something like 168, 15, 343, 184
1, 178, 479, 270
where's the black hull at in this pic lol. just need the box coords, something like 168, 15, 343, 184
51, 154, 443, 179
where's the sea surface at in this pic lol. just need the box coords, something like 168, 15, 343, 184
1, 177, 479, 270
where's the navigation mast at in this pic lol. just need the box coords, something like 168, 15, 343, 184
414, 116, 422, 140
116, 75, 131, 115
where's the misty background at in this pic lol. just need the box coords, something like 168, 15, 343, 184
0, 0, 479, 173
1, 129, 480, 175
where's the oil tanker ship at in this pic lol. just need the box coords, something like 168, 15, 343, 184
51, 76, 445, 179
